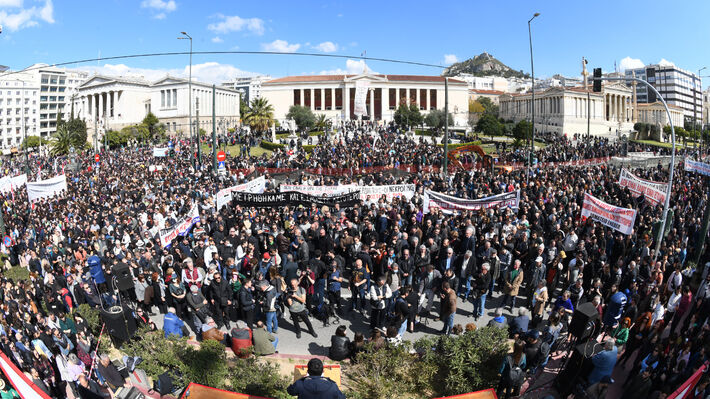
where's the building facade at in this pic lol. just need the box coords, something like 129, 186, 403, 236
0, 64, 89, 148
261, 73, 469, 127
499, 83, 635, 137
75, 75, 239, 145
469, 89, 504, 105
637, 102, 684, 128
625, 64, 703, 122
221, 75, 272, 104
703, 88, 709, 128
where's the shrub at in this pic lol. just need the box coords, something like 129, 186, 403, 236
436, 141, 482, 149
229, 358, 290, 399
4, 266, 30, 283
302, 145, 316, 153
74, 304, 102, 336
122, 328, 192, 389
260, 141, 285, 151
182, 339, 230, 390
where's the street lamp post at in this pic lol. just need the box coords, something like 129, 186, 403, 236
178, 32, 194, 169
527, 12, 540, 183
696, 67, 706, 153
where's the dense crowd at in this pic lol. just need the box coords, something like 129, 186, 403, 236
0, 124, 707, 399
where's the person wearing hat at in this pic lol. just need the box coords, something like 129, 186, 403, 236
287, 358, 344, 399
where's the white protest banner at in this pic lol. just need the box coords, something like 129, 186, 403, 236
153, 147, 169, 157
685, 158, 710, 177
358, 184, 416, 203
618, 168, 667, 206
26, 175, 67, 203
580, 192, 637, 235
215, 176, 266, 210
279, 184, 357, 196
0, 174, 27, 194
354, 80, 369, 117
424, 190, 519, 214
159, 204, 200, 248
149, 165, 164, 172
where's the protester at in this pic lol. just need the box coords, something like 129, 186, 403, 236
287, 358, 344, 399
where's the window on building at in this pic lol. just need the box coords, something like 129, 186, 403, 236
430, 89, 437, 109
420, 89, 427, 110
324, 89, 332, 110
172, 89, 177, 108
304, 89, 311, 108
314, 89, 321, 110
335, 88, 342, 110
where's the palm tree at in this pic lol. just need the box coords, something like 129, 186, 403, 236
244, 97, 274, 133
49, 125, 76, 156
314, 114, 329, 132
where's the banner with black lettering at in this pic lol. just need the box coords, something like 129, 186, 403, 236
215, 176, 266, 210
423, 190, 519, 214
159, 204, 200, 248
618, 168, 667, 206
232, 191, 361, 208
580, 192, 637, 235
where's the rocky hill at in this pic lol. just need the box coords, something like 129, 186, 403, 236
442, 52, 530, 79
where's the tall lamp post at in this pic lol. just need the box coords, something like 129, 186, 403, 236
178, 32, 194, 169
527, 12, 540, 183
696, 67, 706, 153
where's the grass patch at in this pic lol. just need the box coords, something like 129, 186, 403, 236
201, 144, 272, 157
631, 139, 698, 149
275, 131, 325, 139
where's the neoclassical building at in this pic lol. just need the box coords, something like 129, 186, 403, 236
637, 102, 684, 128
75, 75, 240, 144
260, 73, 469, 127
499, 83, 635, 137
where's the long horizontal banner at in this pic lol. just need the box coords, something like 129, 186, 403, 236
232, 191, 361, 208
279, 184, 415, 204
153, 147, 169, 157
279, 184, 357, 196
27, 174, 67, 203
159, 204, 200, 248
215, 176, 266, 210
423, 190, 519, 214
685, 158, 710, 177
581, 192, 637, 235
618, 168, 667, 206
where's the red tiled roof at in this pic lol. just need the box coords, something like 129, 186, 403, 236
264, 74, 465, 85
470, 89, 504, 95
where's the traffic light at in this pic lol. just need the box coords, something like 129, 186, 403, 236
593, 68, 602, 92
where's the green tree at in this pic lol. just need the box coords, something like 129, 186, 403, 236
56, 111, 64, 130
65, 118, 88, 147
105, 130, 131, 149
286, 105, 316, 132
244, 97, 275, 132
239, 93, 249, 120
21, 135, 47, 149
477, 97, 499, 117
408, 103, 423, 127
468, 99, 485, 128
142, 112, 160, 141
424, 109, 454, 130
49, 125, 77, 155
476, 113, 503, 138
512, 120, 532, 142
314, 114, 330, 132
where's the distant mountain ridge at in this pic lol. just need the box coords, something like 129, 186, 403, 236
442, 52, 530, 79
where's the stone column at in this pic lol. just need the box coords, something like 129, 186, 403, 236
368, 89, 374, 117
343, 85, 349, 120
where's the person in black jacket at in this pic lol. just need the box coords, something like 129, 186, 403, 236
238, 279, 255, 329
328, 325, 350, 361
287, 358, 344, 399
208, 272, 231, 328
471, 263, 492, 320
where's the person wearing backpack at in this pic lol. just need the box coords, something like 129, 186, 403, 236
497, 340, 527, 399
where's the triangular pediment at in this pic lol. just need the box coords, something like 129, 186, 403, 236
152, 76, 188, 86
79, 76, 116, 88
345, 73, 388, 83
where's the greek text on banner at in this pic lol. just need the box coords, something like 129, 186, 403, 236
580, 192, 637, 235
424, 190, 519, 214
618, 168, 667, 206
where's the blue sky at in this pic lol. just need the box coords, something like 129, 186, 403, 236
1, 0, 709, 86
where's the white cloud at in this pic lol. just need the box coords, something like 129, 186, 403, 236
153, 12, 166, 20
211, 36, 223, 43
261, 39, 300, 53
313, 41, 338, 53
78, 62, 261, 85
319, 59, 375, 75
444, 54, 458, 65
0, 0, 54, 31
619, 56, 644, 71
140, 0, 176, 11
207, 14, 264, 35
659, 58, 676, 68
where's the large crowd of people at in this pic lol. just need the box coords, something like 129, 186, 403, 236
0, 122, 707, 399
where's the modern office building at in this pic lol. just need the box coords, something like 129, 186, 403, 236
221, 75, 272, 105
625, 63, 703, 122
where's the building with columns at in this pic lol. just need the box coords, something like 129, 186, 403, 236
260, 73, 469, 127
499, 83, 635, 137
75, 75, 239, 144
637, 102, 685, 129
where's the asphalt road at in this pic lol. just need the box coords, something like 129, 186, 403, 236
148, 286, 528, 356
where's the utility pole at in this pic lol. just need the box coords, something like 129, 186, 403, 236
583, 57, 590, 137
212, 84, 217, 173
693, 177, 710, 268
527, 12, 540, 182
196, 97, 201, 166
443, 77, 449, 178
